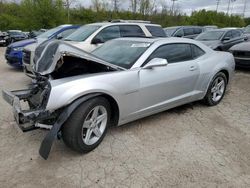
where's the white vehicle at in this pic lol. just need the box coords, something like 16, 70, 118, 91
23, 20, 166, 76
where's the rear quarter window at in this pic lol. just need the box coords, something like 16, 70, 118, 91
145, 26, 166, 37
191, 44, 205, 59
119, 25, 145, 37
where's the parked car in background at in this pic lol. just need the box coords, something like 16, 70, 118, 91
6, 30, 27, 45
229, 41, 250, 68
164, 26, 204, 39
195, 28, 245, 51
5, 25, 79, 69
64, 20, 166, 52
203, 25, 218, 31
24, 20, 166, 76
0, 31, 9, 46
28, 29, 47, 38
243, 25, 250, 41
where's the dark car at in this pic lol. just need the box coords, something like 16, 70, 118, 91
164, 26, 204, 39
0, 31, 9, 46
229, 42, 250, 68
6, 30, 27, 45
195, 29, 245, 51
28, 29, 47, 38
243, 25, 250, 41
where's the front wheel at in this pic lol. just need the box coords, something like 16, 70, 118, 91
62, 97, 111, 153
204, 72, 227, 106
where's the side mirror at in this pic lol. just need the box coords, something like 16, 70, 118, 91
144, 58, 168, 69
222, 37, 230, 41
56, 34, 63, 40
91, 37, 104, 44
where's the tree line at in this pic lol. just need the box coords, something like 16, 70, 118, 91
0, 0, 249, 31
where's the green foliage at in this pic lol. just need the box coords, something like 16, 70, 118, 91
189, 9, 245, 28
0, 1, 247, 31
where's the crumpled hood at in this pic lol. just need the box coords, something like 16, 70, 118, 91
9, 38, 36, 48
34, 40, 125, 75
198, 40, 220, 49
230, 41, 250, 52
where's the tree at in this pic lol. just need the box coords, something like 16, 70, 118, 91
64, 0, 76, 23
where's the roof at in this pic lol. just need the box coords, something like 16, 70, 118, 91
114, 36, 199, 44
87, 22, 161, 27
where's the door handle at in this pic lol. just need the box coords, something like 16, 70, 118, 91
189, 66, 197, 71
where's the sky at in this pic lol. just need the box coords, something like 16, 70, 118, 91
79, 0, 250, 17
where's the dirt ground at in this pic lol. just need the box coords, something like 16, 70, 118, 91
0, 47, 250, 188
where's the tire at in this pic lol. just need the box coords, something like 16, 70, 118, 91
203, 72, 227, 106
62, 97, 111, 153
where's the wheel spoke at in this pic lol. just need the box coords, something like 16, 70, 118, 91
217, 89, 223, 96
211, 87, 217, 93
217, 81, 224, 88
213, 92, 217, 100
84, 128, 93, 144
93, 127, 102, 137
91, 106, 99, 119
82, 120, 92, 128
96, 113, 107, 124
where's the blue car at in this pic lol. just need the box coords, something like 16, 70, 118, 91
5, 25, 79, 68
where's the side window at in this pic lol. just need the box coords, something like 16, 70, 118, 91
174, 29, 184, 37
184, 28, 194, 36
145, 26, 166, 37
232, 30, 241, 38
95, 26, 120, 42
119, 25, 145, 37
146, 43, 192, 64
59, 28, 77, 38
224, 31, 232, 39
191, 44, 205, 59
194, 28, 202, 34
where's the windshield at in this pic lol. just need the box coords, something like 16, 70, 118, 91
92, 40, 151, 69
196, 31, 225, 40
64, 25, 101, 42
9, 31, 24, 36
38, 26, 64, 39
164, 28, 178, 36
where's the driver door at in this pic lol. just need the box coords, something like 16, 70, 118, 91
138, 43, 200, 115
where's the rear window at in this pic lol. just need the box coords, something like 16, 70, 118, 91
146, 26, 166, 37
119, 25, 145, 37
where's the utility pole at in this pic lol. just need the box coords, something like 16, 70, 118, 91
216, 0, 220, 12
243, 0, 247, 17
226, 0, 231, 15
171, 0, 177, 15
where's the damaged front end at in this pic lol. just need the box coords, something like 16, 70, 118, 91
2, 40, 124, 159
2, 76, 54, 132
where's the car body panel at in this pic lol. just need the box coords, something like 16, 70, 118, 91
41, 38, 235, 125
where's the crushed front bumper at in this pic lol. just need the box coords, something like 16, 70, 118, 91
2, 89, 50, 132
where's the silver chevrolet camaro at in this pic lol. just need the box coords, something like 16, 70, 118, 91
2, 37, 235, 159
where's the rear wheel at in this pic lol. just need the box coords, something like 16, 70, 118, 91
204, 72, 227, 106
62, 97, 111, 153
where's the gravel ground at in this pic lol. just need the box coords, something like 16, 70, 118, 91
0, 46, 250, 188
